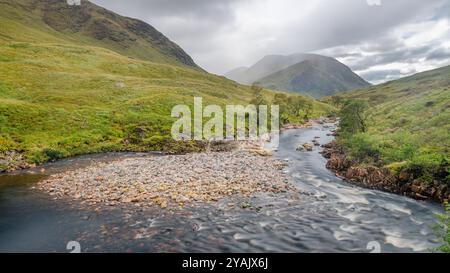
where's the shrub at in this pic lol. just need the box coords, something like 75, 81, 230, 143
434, 202, 450, 253
0, 136, 17, 153
343, 133, 381, 163
339, 99, 369, 134
42, 148, 65, 161
382, 142, 419, 163
273, 93, 314, 125
404, 154, 448, 184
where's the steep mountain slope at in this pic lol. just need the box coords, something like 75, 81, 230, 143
256, 56, 370, 98
0, 0, 199, 68
226, 53, 317, 84
329, 65, 450, 201
225, 53, 370, 97
224, 66, 249, 83
0, 0, 334, 171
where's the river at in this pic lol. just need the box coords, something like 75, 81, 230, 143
0, 124, 443, 252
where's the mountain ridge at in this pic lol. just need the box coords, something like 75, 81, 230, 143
0, 0, 200, 69
225, 53, 323, 84
226, 53, 370, 98
256, 55, 370, 98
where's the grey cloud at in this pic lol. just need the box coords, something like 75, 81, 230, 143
271, 0, 444, 55
91, 0, 244, 58
347, 45, 434, 71
359, 68, 417, 84
426, 48, 450, 61
90, 0, 450, 81
91, 0, 241, 21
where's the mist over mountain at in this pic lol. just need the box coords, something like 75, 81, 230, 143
256, 55, 370, 98
226, 53, 370, 98
225, 53, 317, 85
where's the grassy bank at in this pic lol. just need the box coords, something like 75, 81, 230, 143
0, 43, 332, 172
326, 66, 450, 201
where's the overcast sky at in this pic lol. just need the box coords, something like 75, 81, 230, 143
91, 0, 450, 84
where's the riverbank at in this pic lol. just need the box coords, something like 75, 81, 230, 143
37, 151, 294, 209
321, 141, 450, 203
1, 122, 443, 252
0, 120, 312, 174
0, 140, 238, 174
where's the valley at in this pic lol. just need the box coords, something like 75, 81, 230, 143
0, 123, 443, 252
0, 0, 449, 254
0, 0, 332, 172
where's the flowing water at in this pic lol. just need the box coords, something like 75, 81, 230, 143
0, 124, 443, 253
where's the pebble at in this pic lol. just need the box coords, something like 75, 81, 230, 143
37, 151, 293, 209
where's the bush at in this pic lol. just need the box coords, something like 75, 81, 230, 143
0, 136, 17, 153
434, 202, 450, 253
339, 99, 369, 134
404, 154, 448, 184
42, 148, 65, 161
343, 133, 381, 163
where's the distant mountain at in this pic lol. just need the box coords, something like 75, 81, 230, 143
224, 66, 249, 83
256, 55, 370, 98
226, 53, 370, 98
226, 53, 316, 85
0, 0, 199, 68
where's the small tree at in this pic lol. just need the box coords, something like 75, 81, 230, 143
249, 84, 268, 132
302, 100, 313, 120
339, 99, 369, 134
250, 84, 267, 106
331, 96, 344, 107
273, 93, 290, 124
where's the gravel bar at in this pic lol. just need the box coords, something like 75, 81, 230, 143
37, 151, 293, 208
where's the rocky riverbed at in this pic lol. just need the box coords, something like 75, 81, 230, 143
37, 151, 293, 209
1, 123, 443, 252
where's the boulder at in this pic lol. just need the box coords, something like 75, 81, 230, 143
297, 143, 313, 152
248, 149, 273, 157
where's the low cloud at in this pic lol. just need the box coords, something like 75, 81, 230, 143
91, 0, 450, 83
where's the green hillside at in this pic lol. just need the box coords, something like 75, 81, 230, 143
331, 66, 450, 193
0, 0, 333, 171
0, 0, 199, 68
256, 57, 370, 98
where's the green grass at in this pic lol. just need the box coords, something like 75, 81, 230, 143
0, 0, 199, 68
0, 4, 333, 170
329, 66, 450, 186
434, 202, 450, 253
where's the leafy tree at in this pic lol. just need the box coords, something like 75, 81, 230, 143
249, 84, 268, 131
330, 95, 344, 107
339, 99, 369, 134
272, 94, 314, 124
250, 84, 267, 106
273, 93, 290, 124
302, 100, 314, 120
